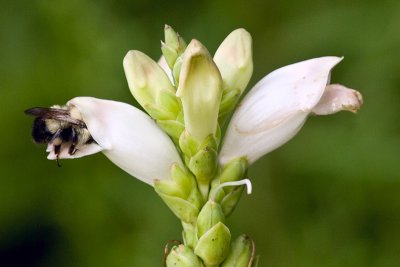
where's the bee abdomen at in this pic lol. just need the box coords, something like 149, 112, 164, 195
31, 118, 53, 143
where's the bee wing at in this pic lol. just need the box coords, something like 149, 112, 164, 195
24, 107, 86, 127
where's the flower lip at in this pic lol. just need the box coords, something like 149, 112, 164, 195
47, 97, 184, 185
219, 56, 357, 165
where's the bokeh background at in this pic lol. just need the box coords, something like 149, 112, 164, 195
1, 0, 400, 266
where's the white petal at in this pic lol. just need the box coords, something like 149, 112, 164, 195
65, 97, 183, 185
312, 84, 363, 115
158, 56, 175, 85
47, 143, 103, 160
219, 57, 342, 165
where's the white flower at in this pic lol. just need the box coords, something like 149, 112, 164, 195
176, 39, 223, 142
219, 57, 363, 165
47, 97, 183, 185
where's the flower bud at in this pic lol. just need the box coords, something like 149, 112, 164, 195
162, 25, 187, 69
188, 147, 218, 184
210, 158, 247, 204
123, 50, 177, 119
196, 200, 225, 238
176, 39, 223, 143
166, 244, 204, 267
221, 235, 253, 267
155, 164, 203, 223
194, 222, 231, 266
214, 28, 253, 95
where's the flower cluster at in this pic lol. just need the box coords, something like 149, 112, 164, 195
28, 25, 362, 266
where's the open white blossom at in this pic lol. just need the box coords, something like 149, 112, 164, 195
47, 97, 183, 185
219, 57, 363, 165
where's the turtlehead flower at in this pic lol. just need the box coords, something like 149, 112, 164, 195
214, 28, 253, 95
123, 50, 177, 118
219, 57, 363, 165
176, 39, 223, 142
47, 97, 183, 185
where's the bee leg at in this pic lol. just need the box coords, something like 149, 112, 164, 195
68, 144, 77, 155
54, 144, 61, 167
69, 127, 78, 155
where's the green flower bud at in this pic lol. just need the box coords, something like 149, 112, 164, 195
123, 50, 177, 119
220, 185, 244, 216
196, 200, 225, 238
166, 244, 204, 267
179, 130, 200, 158
162, 25, 187, 70
221, 235, 254, 267
161, 41, 179, 69
188, 147, 218, 183
214, 28, 253, 95
194, 222, 231, 266
218, 158, 248, 184
210, 158, 248, 203
176, 39, 223, 143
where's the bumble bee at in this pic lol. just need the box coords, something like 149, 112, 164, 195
25, 105, 94, 166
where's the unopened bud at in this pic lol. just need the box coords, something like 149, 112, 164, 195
196, 200, 225, 238
166, 244, 204, 267
194, 222, 231, 266
221, 235, 254, 267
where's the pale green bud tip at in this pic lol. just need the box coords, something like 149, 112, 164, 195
214, 28, 253, 94
166, 244, 204, 267
164, 24, 180, 50
123, 50, 174, 109
177, 39, 223, 142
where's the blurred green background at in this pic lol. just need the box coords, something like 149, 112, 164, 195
1, 0, 399, 266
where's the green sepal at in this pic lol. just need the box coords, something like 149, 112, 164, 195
219, 157, 248, 184
144, 103, 176, 120
154, 179, 187, 199
198, 133, 218, 152
182, 222, 198, 249
221, 185, 244, 217
159, 90, 181, 115
194, 222, 231, 266
188, 147, 218, 183
166, 244, 204, 267
155, 190, 199, 224
179, 130, 200, 158
170, 164, 194, 196
196, 200, 225, 238
209, 157, 248, 202
173, 56, 183, 85
219, 89, 241, 116
161, 41, 179, 69
221, 235, 253, 267
157, 120, 185, 141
